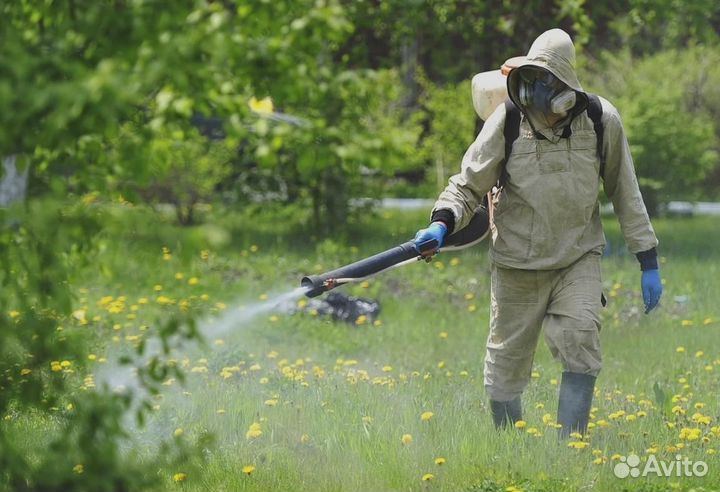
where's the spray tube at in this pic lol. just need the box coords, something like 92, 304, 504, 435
300, 206, 490, 298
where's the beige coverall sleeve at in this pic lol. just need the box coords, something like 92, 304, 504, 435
432, 103, 506, 232
601, 104, 659, 254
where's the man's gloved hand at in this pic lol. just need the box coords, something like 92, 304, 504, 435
641, 269, 663, 313
413, 222, 447, 255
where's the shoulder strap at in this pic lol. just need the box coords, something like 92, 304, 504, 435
586, 93, 606, 179
500, 99, 521, 188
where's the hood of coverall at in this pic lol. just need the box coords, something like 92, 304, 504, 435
507, 28, 588, 134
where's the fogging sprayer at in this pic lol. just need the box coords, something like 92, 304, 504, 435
300, 206, 490, 298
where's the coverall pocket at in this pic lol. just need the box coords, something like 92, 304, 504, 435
562, 325, 602, 374
492, 203, 534, 263
492, 265, 538, 304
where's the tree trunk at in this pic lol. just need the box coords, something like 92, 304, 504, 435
0, 155, 30, 207
321, 167, 348, 236
401, 35, 419, 111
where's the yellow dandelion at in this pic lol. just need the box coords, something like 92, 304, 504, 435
20, 368, 31, 376
514, 420, 527, 429
173, 473, 187, 482
188, 277, 199, 286
439, 331, 448, 339
676, 346, 686, 353
421, 411, 434, 422
422, 473, 434, 481
248, 96, 273, 115
435, 457, 446, 465
242, 465, 256, 476
174, 428, 184, 437
672, 406, 686, 416
401, 434, 413, 445
681, 319, 693, 327
246, 422, 262, 440
72, 309, 86, 322
568, 441, 589, 449
72, 464, 84, 474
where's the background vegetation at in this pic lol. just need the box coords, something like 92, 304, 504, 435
1, 1, 719, 491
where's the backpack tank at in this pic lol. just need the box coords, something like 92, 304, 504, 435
471, 56, 523, 121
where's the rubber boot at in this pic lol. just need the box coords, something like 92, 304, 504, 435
557, 371, 596, 438
489, 396, 522, 429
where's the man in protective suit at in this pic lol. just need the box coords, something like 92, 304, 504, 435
413, 28, 663, 437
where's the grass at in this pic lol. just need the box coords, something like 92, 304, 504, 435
8, 204, 720, 491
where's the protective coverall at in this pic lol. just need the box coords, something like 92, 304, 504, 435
426, 28, 660, 436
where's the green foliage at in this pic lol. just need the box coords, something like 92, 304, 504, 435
612, 0, 720, 54
418, 79, 477, 193
137, 129, 234, 225
0, 200, 207, 490
583, 47, 720, 209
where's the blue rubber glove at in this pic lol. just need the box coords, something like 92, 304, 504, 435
641, 269, 663, 313
413, 222, 447, 255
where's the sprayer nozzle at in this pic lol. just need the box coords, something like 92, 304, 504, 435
301, 276, 326, 298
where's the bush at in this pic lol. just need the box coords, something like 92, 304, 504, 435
582, 47, 720, 212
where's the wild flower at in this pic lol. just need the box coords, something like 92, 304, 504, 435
246, 422, 262, 440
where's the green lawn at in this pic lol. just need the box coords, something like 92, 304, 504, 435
9, 206, 720, 491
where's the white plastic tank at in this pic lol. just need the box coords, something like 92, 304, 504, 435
471, 56, 524, 121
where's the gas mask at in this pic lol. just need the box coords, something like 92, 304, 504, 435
517, 67, 576, 116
